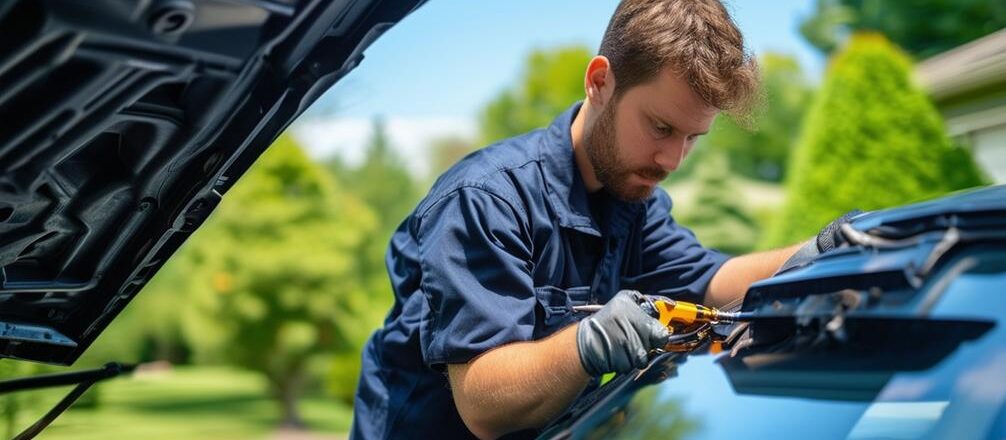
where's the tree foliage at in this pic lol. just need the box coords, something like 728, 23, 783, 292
428, 135, 478, 178
330, 118, 419, 294
693, 52, 813, 183
95, 118, 424, 427
479, 46, 592, 143
676, 151, 760, 255
440, 45, 590, 182
323, 118, 423, 400
800, 0, 1006, 59
338, 118, 420, 233
765, 33, 986, 247
174, 135, 379, 426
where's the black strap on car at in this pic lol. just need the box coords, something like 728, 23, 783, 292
0, 362, 135, 440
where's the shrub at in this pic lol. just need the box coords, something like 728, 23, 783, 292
764, 33, 986, 248
677, 151, 760, 255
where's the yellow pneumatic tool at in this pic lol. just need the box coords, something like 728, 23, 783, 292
572, 296, 755, 351
573, 297, 749, 330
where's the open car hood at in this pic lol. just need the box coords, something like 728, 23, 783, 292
0, 0, 425, 364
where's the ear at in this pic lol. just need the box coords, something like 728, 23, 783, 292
584, 56, 615, 107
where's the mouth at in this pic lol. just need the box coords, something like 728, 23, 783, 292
634, 171, 666, 187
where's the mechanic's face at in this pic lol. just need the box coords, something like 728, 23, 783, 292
585, 69, 718, 202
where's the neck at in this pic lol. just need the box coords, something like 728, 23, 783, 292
570, 101, 603, 192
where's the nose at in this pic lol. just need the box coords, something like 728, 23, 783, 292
652, 137, 688, 172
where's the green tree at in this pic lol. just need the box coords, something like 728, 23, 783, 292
676, 151, 760, 255
800, 0, 1006, 59
323, 118, 423, 401
0, 360, 46, 438
342, 118, 421, 233
0, 360, 24, 439
80, 260, 190, 367
696, 52, 814, 182
428, 135, 478, 178
765, 33, 986, 247
176, 135, 378, 427
479, 46, 592, 143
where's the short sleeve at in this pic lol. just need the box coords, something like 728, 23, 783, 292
622, 189, 730, 304
415, 186, 536, 368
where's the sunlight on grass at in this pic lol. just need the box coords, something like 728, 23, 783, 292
11, 366, 353, 440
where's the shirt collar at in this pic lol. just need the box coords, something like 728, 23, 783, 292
539, 102, 602, 236
539, 102, 646, 239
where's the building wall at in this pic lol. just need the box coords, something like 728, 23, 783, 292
916, 28, 1006, 184
971, 124, 1006, 183
940, 88, 1006, 184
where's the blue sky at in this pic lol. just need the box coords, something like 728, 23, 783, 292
292, 0, 824, 175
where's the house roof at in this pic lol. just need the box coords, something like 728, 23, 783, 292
916, 28, 1006, 101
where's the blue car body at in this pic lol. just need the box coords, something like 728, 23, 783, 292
541, 184, 1006, 440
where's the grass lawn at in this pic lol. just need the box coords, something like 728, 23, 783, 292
8, 365, 353, 440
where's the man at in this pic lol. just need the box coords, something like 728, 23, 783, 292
351, 1, 842, 438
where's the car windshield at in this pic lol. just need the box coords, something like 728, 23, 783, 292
586, 246, 1006, 440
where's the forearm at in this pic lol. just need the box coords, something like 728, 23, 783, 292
704, 242, 804, 308
447, 323, 591, 439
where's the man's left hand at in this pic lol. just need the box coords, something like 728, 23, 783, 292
776, 209, 864, 274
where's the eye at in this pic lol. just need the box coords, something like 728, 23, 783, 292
653, 123, 673, 138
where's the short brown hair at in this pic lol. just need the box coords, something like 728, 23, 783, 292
599, 0, 760, 120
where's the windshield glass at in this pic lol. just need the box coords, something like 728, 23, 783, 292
584, 246, 1006, 440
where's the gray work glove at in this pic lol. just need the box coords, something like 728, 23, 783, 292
777, 209, 863, 274
576, 290, 670, 377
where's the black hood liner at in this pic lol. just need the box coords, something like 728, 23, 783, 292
0, 0, 425, 364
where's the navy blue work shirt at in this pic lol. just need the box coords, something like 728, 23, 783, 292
351, 103, 728, 439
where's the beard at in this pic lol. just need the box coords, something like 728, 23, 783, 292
583, 99, 667, 202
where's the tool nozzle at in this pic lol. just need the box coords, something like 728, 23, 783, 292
711, 310, 758, 323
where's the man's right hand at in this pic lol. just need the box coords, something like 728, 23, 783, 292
576, 290, 671, 376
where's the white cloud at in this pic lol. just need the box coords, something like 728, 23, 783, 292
290, 115, 477, 179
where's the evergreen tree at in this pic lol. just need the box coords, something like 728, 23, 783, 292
677, 151, 760, 255
348, 117, 420, 233
323, 117, 423, 402
765, 33, 986, 247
